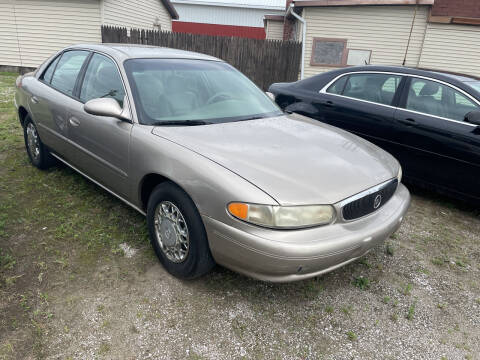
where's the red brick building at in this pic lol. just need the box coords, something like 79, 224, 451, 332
432, 0, 480, 18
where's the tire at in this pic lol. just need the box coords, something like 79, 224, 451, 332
147, 182, 215, 279
23, 115, 55, 169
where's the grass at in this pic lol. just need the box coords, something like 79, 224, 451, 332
0, 71, 152, 358
385, 243, 395, 256
346, 331, 357, 341
406, 303, 416, 320
0, 248, 16, 271
403, 283, 413, 296
353, 276, 370, 290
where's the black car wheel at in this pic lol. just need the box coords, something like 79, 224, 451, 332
147, 182, 215, 279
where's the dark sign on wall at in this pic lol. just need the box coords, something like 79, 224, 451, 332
310, 38, 347, 67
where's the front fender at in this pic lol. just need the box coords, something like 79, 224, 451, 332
129, 125, 278, 223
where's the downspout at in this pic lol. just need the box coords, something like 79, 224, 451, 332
287, 3, 306, 80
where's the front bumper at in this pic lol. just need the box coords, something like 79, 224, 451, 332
203, 183, 410, 282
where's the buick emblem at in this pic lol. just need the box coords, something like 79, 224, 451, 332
373, 194, 382, 209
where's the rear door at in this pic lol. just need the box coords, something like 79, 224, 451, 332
28, 50, 90, 158
393, 76, 480, 199
66, 52, 132, 198
314, 72, 404, 154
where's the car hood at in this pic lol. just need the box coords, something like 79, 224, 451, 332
152, 114, 399, 205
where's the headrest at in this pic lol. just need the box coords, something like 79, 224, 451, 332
419, 82, 439, 96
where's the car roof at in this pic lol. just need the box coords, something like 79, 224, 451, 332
65, 43, 222, 62
336, 65, 479, 84
308, 65, 480, 98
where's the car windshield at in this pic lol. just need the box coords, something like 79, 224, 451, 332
124, 58, 282, 125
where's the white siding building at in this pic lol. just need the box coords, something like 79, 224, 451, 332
171, 0, 285, 39
0, 0, 178, 69
264, 14, 285, 40
287, 0, 480, 79
418, 23, 480, 76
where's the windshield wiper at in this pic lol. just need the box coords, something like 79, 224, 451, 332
237, 115, 273, 122
152, 120, 211, 126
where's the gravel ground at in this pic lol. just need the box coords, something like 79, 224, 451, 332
1, 72, 479, 360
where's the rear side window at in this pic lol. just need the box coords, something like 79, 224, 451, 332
326, 75, 347, 95
341, 73, 402, 106
50, 50, 90, 96
41, 56, 60, 83
406, 78, 479, 121
79, 53, 125, 106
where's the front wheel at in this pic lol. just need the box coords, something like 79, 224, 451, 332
23, 115, 55, 169
147, 182, 215, 279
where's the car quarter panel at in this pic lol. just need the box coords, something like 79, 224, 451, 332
20, 76, 77, 160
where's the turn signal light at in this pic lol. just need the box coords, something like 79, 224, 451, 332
228, 203, 249, 220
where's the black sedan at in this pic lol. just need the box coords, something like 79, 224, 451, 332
269, 66, 480, 203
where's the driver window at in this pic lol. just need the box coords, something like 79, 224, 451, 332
80, 53, 125, 106
406, 78, 478, 121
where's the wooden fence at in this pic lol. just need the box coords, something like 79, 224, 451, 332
101, 26, 302, 90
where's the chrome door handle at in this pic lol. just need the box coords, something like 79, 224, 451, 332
31, 96, 39, 104
69, 117, 80, 127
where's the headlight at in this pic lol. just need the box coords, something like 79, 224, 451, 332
227, 202, 335, 229
398, 166, 403, 183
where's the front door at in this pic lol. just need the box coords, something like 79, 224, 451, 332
67, 53, 132, 198
393, 76, 480, 199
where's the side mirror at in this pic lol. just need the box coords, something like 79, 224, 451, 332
84, 97, 131, 122
464, 110, 480, 126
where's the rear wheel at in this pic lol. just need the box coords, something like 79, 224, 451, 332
23, 115, 55, 169
147, 182, 215, 279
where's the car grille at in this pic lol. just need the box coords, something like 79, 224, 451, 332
342, 179, 399, 221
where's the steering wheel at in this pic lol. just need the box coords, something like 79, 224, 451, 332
206, 92, 233, 105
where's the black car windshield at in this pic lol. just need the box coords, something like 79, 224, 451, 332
124, 58, 282, 125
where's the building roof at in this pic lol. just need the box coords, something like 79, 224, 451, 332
293, 0, 433, 7
171, 0, 286, 10
161, 0, 179, 19
264, 14, 285, 21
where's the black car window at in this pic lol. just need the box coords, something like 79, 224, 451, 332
406, 78, 478, 121
79, 53, 125, 106
326, 75, 347, 95
50, 50, 89, 96
334, 73, 402, 106
40, 56, 60, 84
